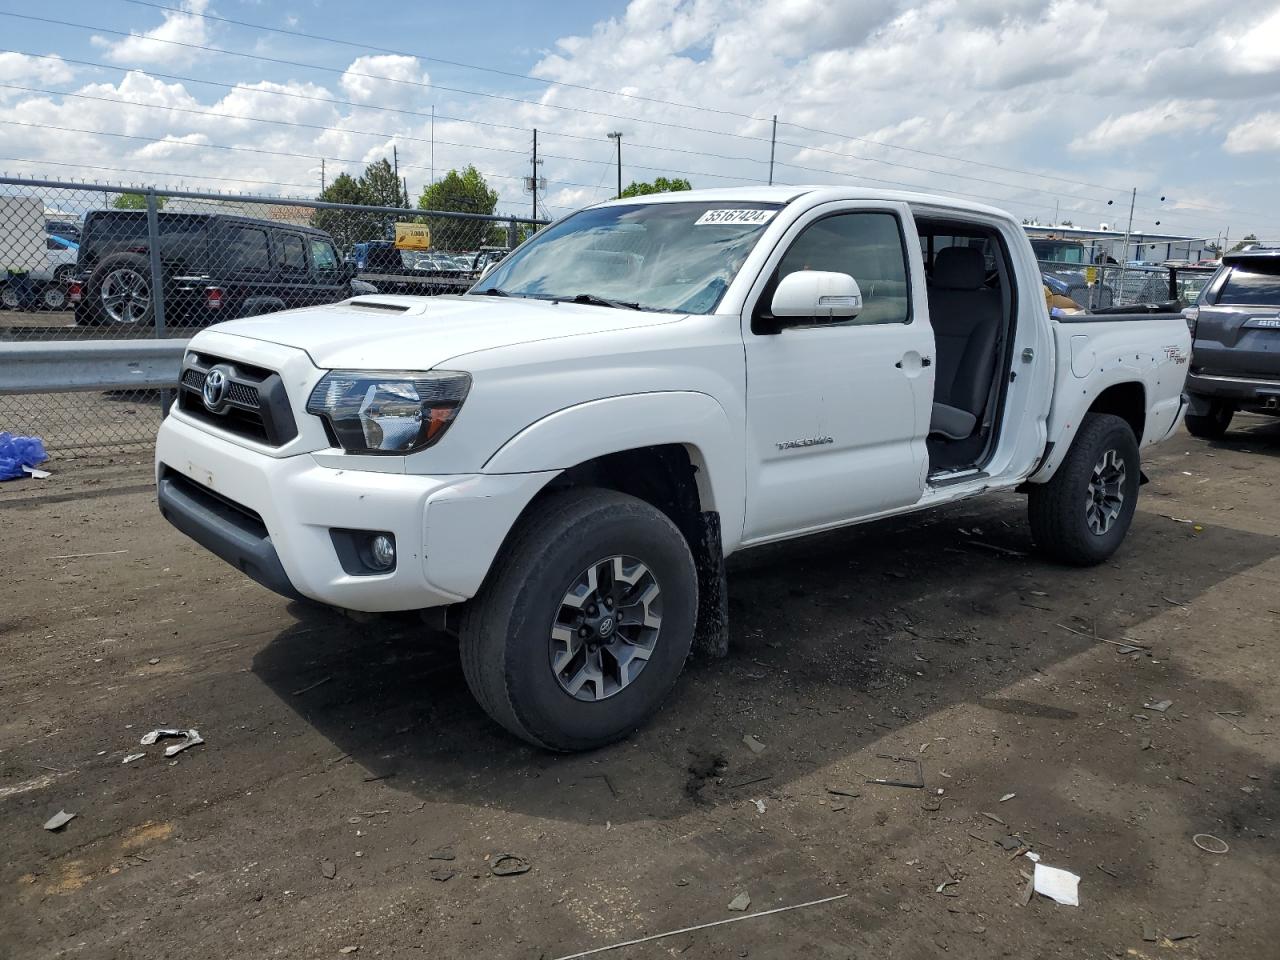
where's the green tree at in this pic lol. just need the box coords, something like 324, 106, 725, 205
311, 160, 411, 252
416, 165, 503, 250
619, 177, 692, 198
113, 193, 167, 210
1229, 233, 1258, 252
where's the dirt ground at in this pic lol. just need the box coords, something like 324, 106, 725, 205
2, 418, 1278, 960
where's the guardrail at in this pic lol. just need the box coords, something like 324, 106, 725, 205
0, 339, 188, 394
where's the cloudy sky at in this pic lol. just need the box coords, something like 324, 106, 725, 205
2, 0, 1279, 240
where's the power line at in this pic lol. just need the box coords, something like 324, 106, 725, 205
0, 155, 315, 189
0, 118, 606, 193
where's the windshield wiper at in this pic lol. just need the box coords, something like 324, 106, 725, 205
569, 292, 641, 310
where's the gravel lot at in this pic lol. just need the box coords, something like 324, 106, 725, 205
2, 419, 1278, 960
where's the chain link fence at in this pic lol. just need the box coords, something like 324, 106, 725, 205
1, 176, 545, 456
1039, 259, 1217, 311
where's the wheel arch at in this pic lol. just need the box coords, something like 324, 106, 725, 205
1027, 378, 1147, 484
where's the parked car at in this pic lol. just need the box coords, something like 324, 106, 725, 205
1183, 248, 1280, 437
156, 186, 1189, 751
0, 234, 78, 311
69, 210, 358, 327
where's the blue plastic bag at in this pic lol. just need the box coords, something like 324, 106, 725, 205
0, 432, 49, 480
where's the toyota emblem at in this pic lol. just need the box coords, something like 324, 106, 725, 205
202, 366, 231, 411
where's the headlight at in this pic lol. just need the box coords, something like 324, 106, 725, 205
306, 370, 471, 454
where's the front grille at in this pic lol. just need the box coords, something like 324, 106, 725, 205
177, 351, 298, 445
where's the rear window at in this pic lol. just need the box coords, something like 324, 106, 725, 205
1218, 260, 1280, 305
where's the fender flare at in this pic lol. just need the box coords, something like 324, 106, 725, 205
1026, 372, 1149, 484
483, 391, 746, 550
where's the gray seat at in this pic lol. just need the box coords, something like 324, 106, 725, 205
926, 247, 1003, 440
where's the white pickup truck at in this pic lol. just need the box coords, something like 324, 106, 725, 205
156, 187, 1190, 751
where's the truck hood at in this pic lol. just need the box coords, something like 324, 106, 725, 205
207, 295, 685, 370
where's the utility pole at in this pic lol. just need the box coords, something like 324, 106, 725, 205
532, 128, 538, 220
1054, 199, 1059, 227
393, 145, 399, 187
430, 106, 435, 185
768, 115, 777, 186
608, 131, 622, 198
402, 176, 409, 206
320, 158, 325, 192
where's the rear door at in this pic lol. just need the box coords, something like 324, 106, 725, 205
1195, 257, 1280, 380
273, 231, 311, 309
740, 202, 934, 543
220, 222, 276, 317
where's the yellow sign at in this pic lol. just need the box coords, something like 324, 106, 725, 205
394, 222, 431, 250
1085, 266, 1097, 284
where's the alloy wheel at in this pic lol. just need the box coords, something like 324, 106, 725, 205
1085, 448, 1126, 535
549, 555, 662, 702
100, 268, 150, 324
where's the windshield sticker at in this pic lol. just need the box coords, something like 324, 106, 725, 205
694, 209, 777, 226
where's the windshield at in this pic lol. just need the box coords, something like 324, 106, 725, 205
470, 201, 783, 313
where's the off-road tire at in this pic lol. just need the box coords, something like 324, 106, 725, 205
85, 253, 153, 326
459, 488, 697, 752
1028, 413, 1141, 566
1184, 398, 1233, 440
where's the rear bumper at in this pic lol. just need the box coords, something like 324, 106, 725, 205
1186, 371, 1280, 412
155, 413, 555, 612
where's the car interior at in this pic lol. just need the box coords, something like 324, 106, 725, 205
916, 219, 1018, 475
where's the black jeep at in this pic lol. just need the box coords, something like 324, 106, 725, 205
71, 210, 359, 327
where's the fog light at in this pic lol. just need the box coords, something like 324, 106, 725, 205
369, 534, 396, 570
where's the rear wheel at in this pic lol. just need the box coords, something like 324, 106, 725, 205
1028, 413, 1141, 566
459, 488, 697, 751
41, 285, 68, 311
87, 254, 153, 326
1184, 398, 1233, 439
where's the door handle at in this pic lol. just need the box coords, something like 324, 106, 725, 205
899, 356, 933, 368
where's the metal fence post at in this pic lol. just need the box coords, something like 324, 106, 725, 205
507, 217, 518, 250
145, 188, 172, 416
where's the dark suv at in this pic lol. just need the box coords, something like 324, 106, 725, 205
1184, 248, 1280, 437
71, 210, 357, 327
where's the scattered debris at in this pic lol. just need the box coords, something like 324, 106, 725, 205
981, 812, 1006, 826
1018, 870, 1034, 907
489, 853, 531, 876
1166, 932, 1198, 942
1139, 738, 1152, 751
826, 784, 860, 798
339, 947, 359, 955
147, 657, 160, 666
1096, 864, 1119, 879
1212, 710, 1265, 736
1142, 923, 1157, 942
292, 676, 333, 696
121, 753, 145, 764
998, 836, 1021, 851
548, 894, 848, 960
1032, 863, 1080, 906
965, 540, 1027, 558
742, 735, 766, 755
751, 799, 766, 814
320, 860, 337, 880
935, 879, 960, 894
140, 728, 204, 757
727, 892, 751, 912
728, 775, 772, 790
1192, 834, 1229, 855
43, 810, 75, 831
430, 868, 457, 882
864, 754, 924, 789
999, 792, 1016, 803
1162, 596, 1187, 607
428, 847, 456, 861
44, 548, 128, 561
1159, 514, 1195, 524
1144, 699, 1172, 713
1054, 622, 1150, 650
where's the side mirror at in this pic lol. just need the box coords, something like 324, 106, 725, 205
770, 271, 863, 324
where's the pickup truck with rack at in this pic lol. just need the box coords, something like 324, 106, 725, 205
155, 187, 1190, 751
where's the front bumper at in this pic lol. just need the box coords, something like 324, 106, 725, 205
156, 413, 554, 612
1186, 371, 1280, 413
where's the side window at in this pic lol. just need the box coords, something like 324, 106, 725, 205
226, 226, 271, 272
277, 233, 307, 275
773, 212, 910, 325
310, 238, 339, 277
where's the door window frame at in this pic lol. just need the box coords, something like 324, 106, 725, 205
744, 202, 917, 336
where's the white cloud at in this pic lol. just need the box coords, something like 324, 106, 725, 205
1224, 111, 1280, 153
1069, 100, 1218, 153
339, 55, 430, 108
93, 0, 213, 67
0, 53, 77, 88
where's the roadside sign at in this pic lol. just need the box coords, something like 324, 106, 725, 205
1085, 266, 1097, 284
394, 222, 431, 250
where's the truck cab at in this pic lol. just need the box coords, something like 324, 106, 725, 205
156, 187, 1190, 751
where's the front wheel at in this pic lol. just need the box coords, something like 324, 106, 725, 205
1028, 413, 1141, 566
1184, 398, 1233, 439
459, 488, 698, 751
